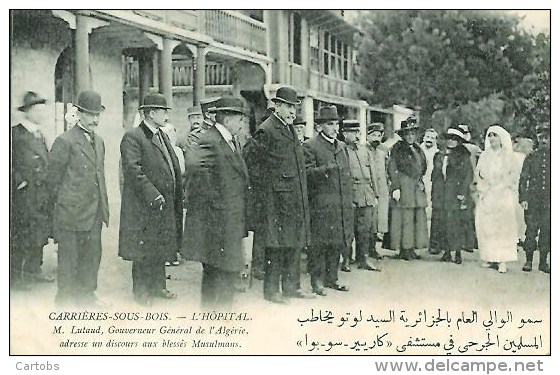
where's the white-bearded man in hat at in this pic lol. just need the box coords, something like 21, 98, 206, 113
243, 86, 312, 304
119, 93, 183, 306
46, 90, 110, 306
11, 91, 54, 290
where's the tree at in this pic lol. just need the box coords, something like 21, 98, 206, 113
355, 10, 550, 137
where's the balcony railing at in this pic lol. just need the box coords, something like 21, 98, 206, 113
203, 10, 267, 55
123, 59, 233, 88
131, 10, 267, 55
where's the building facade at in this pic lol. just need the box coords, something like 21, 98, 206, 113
11, 10, 398, 204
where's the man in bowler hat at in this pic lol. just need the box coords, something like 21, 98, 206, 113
11, 91, 54, 290
520, 123, 551, 273
47, 91, 109, 306
119, 93, 183, 306
244, 86, 312, 304
183, 96, 249, 307
303, 106, 354, 295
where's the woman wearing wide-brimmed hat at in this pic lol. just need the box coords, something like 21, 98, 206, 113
387, 117, 429, 260
429, 126, 474, 264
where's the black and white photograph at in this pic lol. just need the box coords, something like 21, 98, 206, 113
7, 6, 552, 367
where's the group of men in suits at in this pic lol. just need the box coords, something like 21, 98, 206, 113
11, 90, 109, 306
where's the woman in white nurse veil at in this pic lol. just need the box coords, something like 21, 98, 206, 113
475, 125, 518, 273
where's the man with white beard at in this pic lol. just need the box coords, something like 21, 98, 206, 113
420, 128, 439, 246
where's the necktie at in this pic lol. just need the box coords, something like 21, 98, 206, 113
157, 131, 176, 183
228, 137, 237, 153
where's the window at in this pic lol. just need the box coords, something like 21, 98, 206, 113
310, 27, 320, 71
291, 12, 302, 65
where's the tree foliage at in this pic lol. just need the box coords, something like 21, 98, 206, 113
355, 10, 550, 138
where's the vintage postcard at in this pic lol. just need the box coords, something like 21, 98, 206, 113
8, 8, 551, 367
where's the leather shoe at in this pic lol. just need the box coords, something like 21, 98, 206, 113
265, 294, 289, 304
27, 273, 55, 283
157, 289, 177, 299
340, 265, 351, 272
312, 288, 327, 296
522, 261, 532, 272
538, 264, 551, 274
324, 283, 349, 292
284, 290, 316, 299
408, 249, 421, 260
358, 263, 380, 272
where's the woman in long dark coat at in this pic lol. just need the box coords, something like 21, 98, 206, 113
430, 126, 474, 264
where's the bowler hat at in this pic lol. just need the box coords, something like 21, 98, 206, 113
397, 116, 419, 133
18, 91, 47, 112
209, 96, 247, 114
200, 97, 219, 113
316, 106, 340, 124
271, 86, 300, 105
342, 119, 360, 131
139, 93, 171, 110
187, 105, 202, 116
368, 122, 384, 134
442, 126, 465, 142
74, 91, 105, 114
536, 123, 551, 134
294, 115, 306, 126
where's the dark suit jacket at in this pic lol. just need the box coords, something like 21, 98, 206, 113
47, 125, 109, 233
519, 147, 550, 210
119, 122, 183, 262
243, 114, 310, 249
303, 134, 354, 247
11, 124, 50, 244
183, 126, 248, 272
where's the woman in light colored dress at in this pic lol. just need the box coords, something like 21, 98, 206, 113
475, 125, 518, 273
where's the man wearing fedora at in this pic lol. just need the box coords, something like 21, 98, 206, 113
11, 91, 54, 290
293, 115, 308, 144
519, 123, 551, 273
119, 93, 183, 306
341, 119, 379, 272
243, 86, 311, 304
303, 105, 354, 295
47, 90, 109, 306
430, 125, 473, 264
387, 117, 429, 260
183, 96, 249, 307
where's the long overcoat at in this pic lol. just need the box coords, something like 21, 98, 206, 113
303, 135, 354, 247
47, 125, 109, 233
183, 126, 248, 272
243, 114, 310, 249
11, 124, 51, 245
431, 144, 473, 211
388, 140, 428, 209
118, 122, 183, 262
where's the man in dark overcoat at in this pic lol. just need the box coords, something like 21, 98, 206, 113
47, 91, 109, 306
430, 126, 474, 264
183, 96, 249, 307
303, 106, 354, 295
119, 94, 183, 306
11, 91, 54, 290
243, 86, 311, 304
387, 117, 429, 260
520, 123, 550, 273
